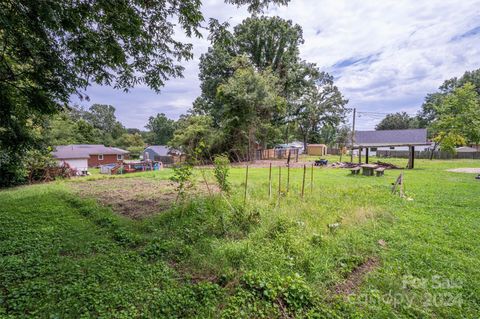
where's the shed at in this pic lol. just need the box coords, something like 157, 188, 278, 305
352, 129, 428, 168
307, 144, 327, 156
143, 145, 182, 164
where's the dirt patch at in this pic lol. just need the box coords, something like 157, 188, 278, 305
70, 178, 217, 219
447, 168, 480, 174
333, 257, 380, 295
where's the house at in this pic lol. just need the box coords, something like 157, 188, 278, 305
143, 145, 183, 164
52, 144, 129, 170
352, 129, 428, 168
456, 146, 478, 153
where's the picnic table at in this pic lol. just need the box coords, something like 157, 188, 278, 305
361, 164, 378, 176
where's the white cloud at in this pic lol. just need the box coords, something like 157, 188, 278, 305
72, 0, 480, 129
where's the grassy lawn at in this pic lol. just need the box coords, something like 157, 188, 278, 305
1, 158, 479, 318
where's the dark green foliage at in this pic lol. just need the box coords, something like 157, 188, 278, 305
0, 0, 284, 186
170, 115, 222, 157
145, 113, 176, 145
375, 112, 419, 130
417, 68, 480, 128
193, 16, 348, 157
225, 0, 291, 13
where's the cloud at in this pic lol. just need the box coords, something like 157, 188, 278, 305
71, 0, 480, 129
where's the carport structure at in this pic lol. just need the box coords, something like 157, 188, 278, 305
352, 129, 429, 169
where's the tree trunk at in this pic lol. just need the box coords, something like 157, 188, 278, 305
429, 142, 439, 160
303, 136, 307, 155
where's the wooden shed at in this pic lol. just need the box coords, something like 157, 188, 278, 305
307, 144, 327, 156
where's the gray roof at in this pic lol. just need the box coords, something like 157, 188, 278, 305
353, 129, 428, 147
52, 144, 129, 159
145, 145, 182, 156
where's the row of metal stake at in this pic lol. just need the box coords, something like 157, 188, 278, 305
243, 163, 315, 204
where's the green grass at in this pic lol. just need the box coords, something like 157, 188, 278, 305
1, 158, 479, 318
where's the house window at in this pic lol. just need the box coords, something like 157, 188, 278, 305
370, 147, 377, 151
389, 146, 395, 150
98, 154, 104, 160
117, 154, 123, 161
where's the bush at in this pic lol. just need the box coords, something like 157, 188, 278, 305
214, 154, 231, 194
170, 162, 194, 203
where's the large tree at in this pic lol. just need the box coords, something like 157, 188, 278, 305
295, 73, 348, 150
431, 83, 480, 153
194, 16, 305, 125
145, 113, 176, 145
0, 0, 288, 186
375, 112, 418, 130
216, 57, 286, 160
417, 68, 480, 128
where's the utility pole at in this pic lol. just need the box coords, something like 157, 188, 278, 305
350, 108, 356, 163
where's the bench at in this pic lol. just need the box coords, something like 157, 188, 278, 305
350, 167, 360, 175
375, 167, 385, 177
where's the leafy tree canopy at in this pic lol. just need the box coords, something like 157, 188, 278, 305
375, 112, 419, 130
417, 68, 480, 128
432, 82, 480, 153
145, 113, 176, 145
216, 56, 286, 160
0, 0, 287, 186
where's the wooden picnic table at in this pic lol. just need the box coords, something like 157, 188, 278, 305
361, 164, 378, 176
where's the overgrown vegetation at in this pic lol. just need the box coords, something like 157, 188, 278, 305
214, 155, 232, 194
1, 158, 479, 317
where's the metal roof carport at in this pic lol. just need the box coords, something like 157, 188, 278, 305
351, 129, 429, 169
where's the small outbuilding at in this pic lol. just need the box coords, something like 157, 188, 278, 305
143, 145, 183, 165
307, 144, 327, 156
352, 129, 428, 168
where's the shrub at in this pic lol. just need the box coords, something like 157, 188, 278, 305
213, 155, 231, 194
170, 162, 194, 203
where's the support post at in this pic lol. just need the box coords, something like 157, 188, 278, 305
287, 164, 290, 192
358, 147, 362, 164
365, 148, 369, 164
408, 146, 415, 169
244, 165, 249, 205
301, 164, 306, 198
268, 163, 272, 198
278, 166, 281, 197
310, 163, 314, 194
350, 108, 356, 162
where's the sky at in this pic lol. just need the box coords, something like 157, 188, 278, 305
71, 0, 480, 130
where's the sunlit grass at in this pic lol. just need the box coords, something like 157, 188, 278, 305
1, 158, 479, 317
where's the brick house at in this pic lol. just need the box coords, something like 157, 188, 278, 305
53, 144, 129, 170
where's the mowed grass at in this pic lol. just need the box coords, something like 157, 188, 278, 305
1, 157, 479, 318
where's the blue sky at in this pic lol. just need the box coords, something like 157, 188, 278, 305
71, 0, 480, 130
